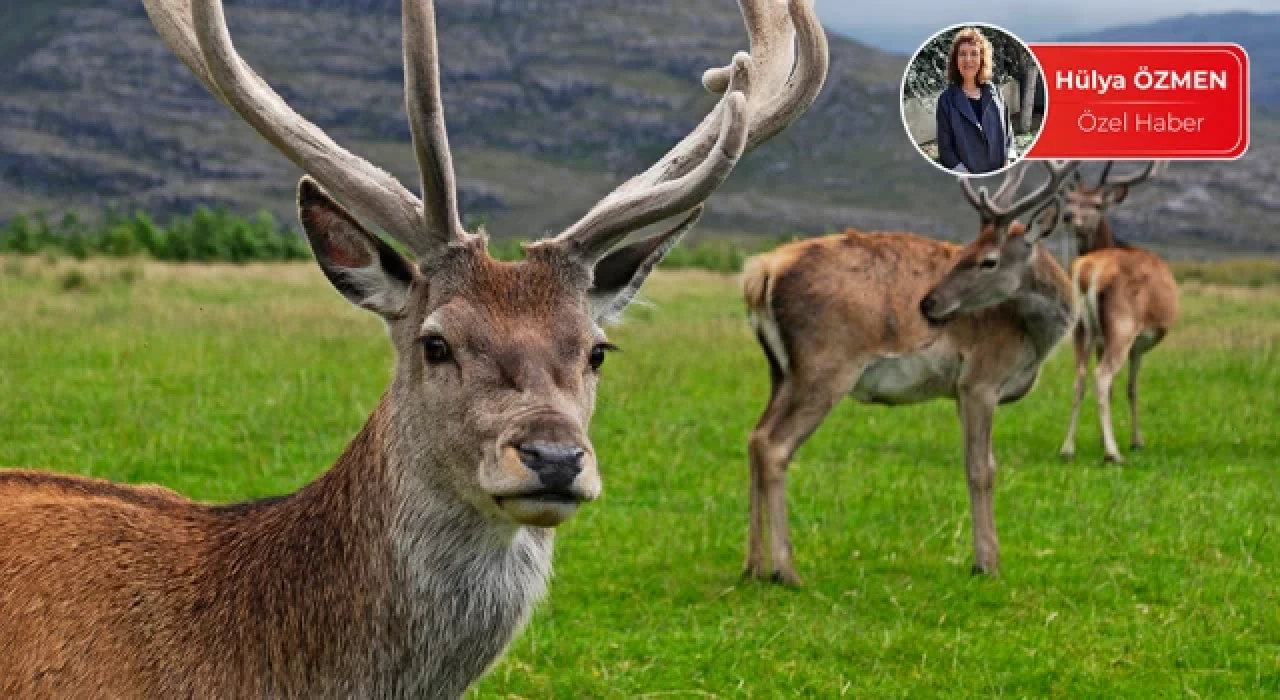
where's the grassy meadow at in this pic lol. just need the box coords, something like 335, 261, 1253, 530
1, 255, 1277, 697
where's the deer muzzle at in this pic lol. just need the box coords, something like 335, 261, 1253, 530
491, 435, 600, 527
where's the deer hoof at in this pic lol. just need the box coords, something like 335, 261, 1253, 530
770, 569, 803, 587
742, 561, 767, 581
1103, 452, 1125, 465
1059, 447, 1076, 461
1130, 439, 1146, 450
970, 563, 1000, 578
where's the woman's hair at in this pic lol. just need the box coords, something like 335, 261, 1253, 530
946, 27, 992, 85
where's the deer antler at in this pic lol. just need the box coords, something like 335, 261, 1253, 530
1098, 160, 1167, 190
143, 0, 470, 256
540, 0, 830, 263
958, 160, 1033, 216
990, 161, 1031, 208
960, 161, 1079, 241
403, 0, 468, 246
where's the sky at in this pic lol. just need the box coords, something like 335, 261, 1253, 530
813, 0, 1280, 54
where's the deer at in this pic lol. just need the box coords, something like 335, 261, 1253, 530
0, 0, 828, 696
741, 161, 1078, 585
1058, 161, 1178, 464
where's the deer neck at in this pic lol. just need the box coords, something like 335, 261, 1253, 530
1010, 247, 1075, 357
1081, 217, 1120, 253
197, 395, 554, 697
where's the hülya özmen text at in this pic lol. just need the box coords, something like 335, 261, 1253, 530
1056, 68, 1229, 95
1077, 110, 1205, 134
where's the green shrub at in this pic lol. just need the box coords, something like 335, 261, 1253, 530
0, 208, 313, 264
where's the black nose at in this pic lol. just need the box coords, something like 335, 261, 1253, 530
919, 295, 937, 317
1062, 210, 1074, 223
517, 441, 584, 490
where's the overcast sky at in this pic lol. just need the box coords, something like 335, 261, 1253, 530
813, 0, 1280, 54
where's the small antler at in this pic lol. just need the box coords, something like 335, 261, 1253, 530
959, 161, 1079, 241
1098, 160, 1167, 190
541, 0, 830, 263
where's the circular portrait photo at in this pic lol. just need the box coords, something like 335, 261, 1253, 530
900, 24, 1046, 177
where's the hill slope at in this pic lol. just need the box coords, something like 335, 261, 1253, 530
0, 2, 1276, 255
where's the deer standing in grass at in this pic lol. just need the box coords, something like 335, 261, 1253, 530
1058, 161, 1178, 464
0, 0, 827, 696
741, 161, 1077, 584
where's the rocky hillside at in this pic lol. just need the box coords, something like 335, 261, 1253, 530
0, 2, 1277, 256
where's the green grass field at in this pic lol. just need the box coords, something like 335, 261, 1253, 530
1, 256, 1277, 697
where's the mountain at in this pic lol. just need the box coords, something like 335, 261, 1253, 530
0, 2, 1277, 256
1057, 11, 1280, 111
1052, 12, 1280, 257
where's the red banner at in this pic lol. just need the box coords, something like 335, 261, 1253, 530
1025, 43, 1249, 160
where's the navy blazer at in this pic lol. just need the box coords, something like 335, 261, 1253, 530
935, 83, 1014, 175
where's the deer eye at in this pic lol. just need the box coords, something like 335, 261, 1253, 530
979, 256, 999, 270
588, 342, 616, 372
421, 335, 452, 364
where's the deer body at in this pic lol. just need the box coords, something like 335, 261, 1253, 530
742, 163, 1077, 584
1059, 162, 1178, 463
0, 0, 829, 693
1, 400, 552, 698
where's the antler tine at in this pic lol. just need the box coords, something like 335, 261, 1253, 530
1096, 160, 1115, 187
991, 160, 1079, 226
1101, 160, 1165, 189
541, 0, 829, 262
957, 176, 993, 219
143, 0, 433, 255
991, 161, 1031, 208
403, 0, 469, 245
704, 0, 831, 150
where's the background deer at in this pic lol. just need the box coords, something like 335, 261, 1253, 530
1058, 161, 1178, 463
741, 161, 1077, 584
0, 0, 827, 696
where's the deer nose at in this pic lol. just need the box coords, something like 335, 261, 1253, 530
516, 441, 584, 490
1062, 209, 1075, 223
919, 295, 937, 318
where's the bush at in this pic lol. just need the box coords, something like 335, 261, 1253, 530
1, 208, 802, 274
0, 208, 313, 264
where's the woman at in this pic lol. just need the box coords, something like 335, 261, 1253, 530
935, 27, 1016, 175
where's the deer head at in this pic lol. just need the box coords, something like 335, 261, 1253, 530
920, 160, 1078, 324
141, 0, 828, 527
1062, 161, 1167, 253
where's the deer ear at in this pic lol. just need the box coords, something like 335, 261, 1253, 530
298, 177, 416, 318
588, 206, 702, 324
1024, 196, 1063, 244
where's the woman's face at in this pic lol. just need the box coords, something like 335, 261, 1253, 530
957, 41, 981, 83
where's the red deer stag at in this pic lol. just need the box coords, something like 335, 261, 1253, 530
0, 0, 828, 696
1058, 161, 1178, 463
741, 161, 1077, 584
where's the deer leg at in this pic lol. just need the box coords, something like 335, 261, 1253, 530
1095, 330, 1137, 464
1060, 323, 1090, 460
748, 372, 850, 587
958, 389, 1000, 576
745, 391, 779, 579
1127, 349, 1145, 449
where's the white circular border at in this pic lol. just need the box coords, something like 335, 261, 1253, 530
898, 22, 1050, 179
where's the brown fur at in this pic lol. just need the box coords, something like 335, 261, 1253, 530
0, 193, 629, 697
1061, 182, 1179, 463
0, 404, 393, 697
742, 225, 1074, 583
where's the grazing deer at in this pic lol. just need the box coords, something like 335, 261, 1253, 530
0, 0, 827, 696
1058, 161, 1178, 463
741, 161, 1077, 584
